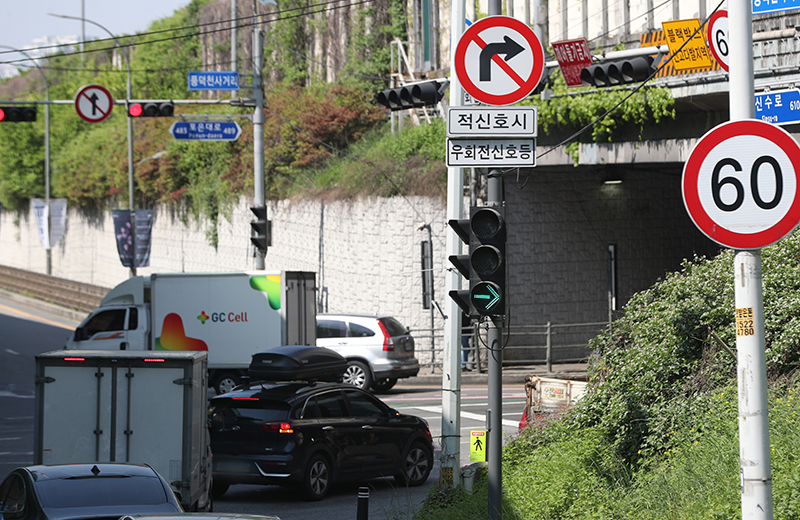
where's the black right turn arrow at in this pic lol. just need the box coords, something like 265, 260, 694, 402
479, 36, 524, 81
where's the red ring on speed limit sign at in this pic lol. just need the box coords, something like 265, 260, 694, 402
682, 119, 800, 249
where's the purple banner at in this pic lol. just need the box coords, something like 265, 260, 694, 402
112, 209, 153, 268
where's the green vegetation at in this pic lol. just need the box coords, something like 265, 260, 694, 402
415, 232, 800, 519
0, 3, 674, 240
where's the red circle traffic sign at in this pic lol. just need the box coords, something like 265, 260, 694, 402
454, 16, 544, 106
682, 119, 800, 249
707, 9, 729, 72
74, 84, 114, 123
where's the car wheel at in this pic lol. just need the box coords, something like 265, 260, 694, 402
372, 378, 397, 393
211, 480, 229, 498
395, 442, 432, 487
214, 372, 240, 395
342, 361, 373, 391
302, 453, 331, 501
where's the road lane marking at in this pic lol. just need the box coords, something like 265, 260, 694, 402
414, 405, 518, 427
0, 303, 75, 330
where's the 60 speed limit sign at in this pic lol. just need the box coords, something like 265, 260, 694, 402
682, 119, 800, 249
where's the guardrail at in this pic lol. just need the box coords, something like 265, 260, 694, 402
0, 265, 107, 312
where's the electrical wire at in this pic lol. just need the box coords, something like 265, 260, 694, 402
536, 0, 726, 162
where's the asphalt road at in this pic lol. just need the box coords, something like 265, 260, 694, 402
0, 293, 529, 520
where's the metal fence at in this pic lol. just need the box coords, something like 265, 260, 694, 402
0, 265, 107, 312
411, 320, 608, 372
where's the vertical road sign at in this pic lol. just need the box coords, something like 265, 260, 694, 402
454, 16, 545, 106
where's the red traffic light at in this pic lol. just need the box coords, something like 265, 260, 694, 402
0, 108, 5, 121
128, 103, 144, 117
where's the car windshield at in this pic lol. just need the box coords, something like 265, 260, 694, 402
35, 476, 168, 508
379, 317, 407, 336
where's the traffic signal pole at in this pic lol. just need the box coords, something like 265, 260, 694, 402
729, 0, 773, 518
442, 0, 466, 489
252, 5, 266, 270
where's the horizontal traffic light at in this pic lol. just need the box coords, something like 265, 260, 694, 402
580, 56, 653, 87
127, 101, 174, 118
0, 106, 37, 122
377, 80, 448, 111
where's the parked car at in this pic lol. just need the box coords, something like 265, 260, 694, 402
316, 314, 420, 392
0, 463, 183, 520
208, 379, 434, 500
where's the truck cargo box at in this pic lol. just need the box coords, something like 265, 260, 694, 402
33, 350, 211, 511
249, 345, 347, 383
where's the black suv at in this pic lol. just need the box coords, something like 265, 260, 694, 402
208, 381, 434, 500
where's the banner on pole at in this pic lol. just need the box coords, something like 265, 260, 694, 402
31, 198, 67, 250
112, 209, 153, 268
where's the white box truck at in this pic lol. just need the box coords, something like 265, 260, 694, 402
64, 271, 317, 393
33, 350, 211, 511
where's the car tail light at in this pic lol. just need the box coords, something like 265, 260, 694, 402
421, 418, 433, 443
261, 422, 294, 434
378, 320, 394, 351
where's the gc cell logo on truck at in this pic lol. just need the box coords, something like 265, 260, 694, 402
197, 311, 249, 324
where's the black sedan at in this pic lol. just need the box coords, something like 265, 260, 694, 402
208, 381, 434, 500
0, 463, 183, 520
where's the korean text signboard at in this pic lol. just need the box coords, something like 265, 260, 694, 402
661, 18, 713, 71
752, 0, 800, 14
447, 138, 535, 167
755, 89, 800, 125
447, 107, 537, 138
551, 39, 593, 87
170, 120, 242, 141
187, 71, 240, 91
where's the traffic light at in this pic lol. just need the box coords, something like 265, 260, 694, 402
448, 218, 473, 315
376, 80, 448, 111
580, 56, 653, 87
0, 106, 37, 122
250, 205, 271, 252
469, 206, 506, 317
127, 101, 174, 118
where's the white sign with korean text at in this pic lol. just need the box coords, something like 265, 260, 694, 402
447, 107, 537, 138
446, 138, 536, 167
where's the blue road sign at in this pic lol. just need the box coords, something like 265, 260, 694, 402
753, 0, 800, 14
187, 71, 239, 91
170, 120, 242, 141
754, 89, 800, 125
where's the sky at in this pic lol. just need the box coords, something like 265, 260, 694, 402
0, 0, 194, 76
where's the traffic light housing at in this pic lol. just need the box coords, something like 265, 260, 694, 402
580, 56, 653, 87
250, 205, 271, 253
127, 101, 174, 117
376, 80, 448, 111
469, 206, 506, 316
0, 106, 37, 122
448, 218, 473, 315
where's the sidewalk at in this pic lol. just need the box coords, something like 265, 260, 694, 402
407, 362, 589, 386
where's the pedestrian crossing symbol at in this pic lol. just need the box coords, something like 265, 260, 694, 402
470, 430, 487, 462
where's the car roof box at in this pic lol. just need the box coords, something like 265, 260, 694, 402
249, 345, 347, 383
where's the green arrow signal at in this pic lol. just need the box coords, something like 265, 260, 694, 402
472, 282, 501, 311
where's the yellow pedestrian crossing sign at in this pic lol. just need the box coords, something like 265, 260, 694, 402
470, 430, 487, 462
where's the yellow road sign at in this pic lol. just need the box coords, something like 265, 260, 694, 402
661, 18, 713, 70
470, 430, 487, 462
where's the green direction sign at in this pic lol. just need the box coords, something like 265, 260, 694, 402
471, 281, 502, 315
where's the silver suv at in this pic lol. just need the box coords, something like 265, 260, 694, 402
316, 314, 419, 392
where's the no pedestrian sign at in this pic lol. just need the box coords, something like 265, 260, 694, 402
454, 16, 545, 106
682, 119, 800, 249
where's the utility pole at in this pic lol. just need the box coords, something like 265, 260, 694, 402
729, 0, 772, 518
253, 1, 266, 270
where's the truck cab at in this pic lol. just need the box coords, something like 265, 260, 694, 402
65, 277, 150, 351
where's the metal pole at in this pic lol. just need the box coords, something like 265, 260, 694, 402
253, 2, 266, 270
48, 13, 135, 276
231, 0, 238, 98
356, 487, 369, 520
442, 0, 466, 489
729, 1, 772, 517
2, 46, 51, 274
486, 0, 503, 518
